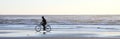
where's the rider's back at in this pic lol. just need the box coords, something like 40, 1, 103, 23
41, 16, 47, 25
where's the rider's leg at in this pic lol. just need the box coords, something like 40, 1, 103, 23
43, 25, 46, 31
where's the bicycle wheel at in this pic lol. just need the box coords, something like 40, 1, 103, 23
46, 25, 51, 32
35, 25, 42, 32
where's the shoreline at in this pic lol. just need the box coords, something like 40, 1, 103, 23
0, 37, 119, 39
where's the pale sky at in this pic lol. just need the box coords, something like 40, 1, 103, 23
0, 0, 120, 15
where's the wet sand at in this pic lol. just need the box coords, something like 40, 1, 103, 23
1, 25, 120, 39
0, 37, 120, 39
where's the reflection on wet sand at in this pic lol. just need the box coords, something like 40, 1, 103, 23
0, 30, 120, 38
43, 32, 46, 35
1, 25, 120, 38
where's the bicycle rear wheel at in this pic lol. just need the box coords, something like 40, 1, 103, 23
46, 25, 51, 32
35, 25, 42, 32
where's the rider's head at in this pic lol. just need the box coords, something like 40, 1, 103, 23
42, 16, 44, 19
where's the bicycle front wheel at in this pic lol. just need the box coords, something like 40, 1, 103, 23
35, 25, 42, 32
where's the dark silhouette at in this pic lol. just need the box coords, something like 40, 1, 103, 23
43, 32, 46, 35
40, 16, 47, 31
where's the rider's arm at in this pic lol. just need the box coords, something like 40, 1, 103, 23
40, 22, 43, 25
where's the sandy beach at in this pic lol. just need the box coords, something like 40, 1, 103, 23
1, 15, 120, 39
0, 37, 120, 39
0, 25, 120, 39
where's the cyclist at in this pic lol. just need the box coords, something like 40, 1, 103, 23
40, 16, 47, 31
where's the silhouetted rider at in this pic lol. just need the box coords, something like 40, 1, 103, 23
40, 16, 47, 31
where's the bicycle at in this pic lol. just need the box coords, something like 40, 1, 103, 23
35, 24, 51, 32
